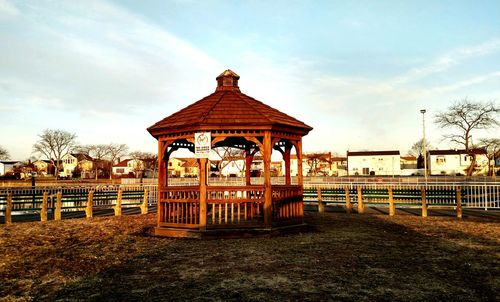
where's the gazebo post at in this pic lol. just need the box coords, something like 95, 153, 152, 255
296, 139, 304, 220
263, 131, 272, 227
284, 144, 292, 186
198, 158, 208, 231
157, 140, 165, 227
245, 147, 253, 186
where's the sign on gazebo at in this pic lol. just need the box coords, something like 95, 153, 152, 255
195, 132, 211, 158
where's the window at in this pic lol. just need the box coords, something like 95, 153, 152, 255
436, 156, 445, 164
362, 168, 369, 175
116, 168, 124, 173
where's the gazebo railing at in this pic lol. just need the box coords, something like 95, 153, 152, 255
159, 186, 200, 227
207, 186, 265, 227
272, 185, 303, 225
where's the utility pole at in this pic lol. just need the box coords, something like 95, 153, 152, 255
420, 109, 428, 184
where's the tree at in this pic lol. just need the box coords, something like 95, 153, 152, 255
408, 139, 432, 158
212, 147, 246, 177
435, 99, 499, 176
477, 138, 500, 176
107, 144, 128, 179
0, 146, 10, 160
304, 152, 332, 176
32, 129, 77, 178
434, 99, 499, 151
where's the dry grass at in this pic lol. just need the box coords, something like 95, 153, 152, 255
0, 212, 498, 301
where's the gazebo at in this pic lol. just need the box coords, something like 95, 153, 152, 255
148, 69, 312, 238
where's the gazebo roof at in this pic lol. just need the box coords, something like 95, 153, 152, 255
148, 70, 313, 138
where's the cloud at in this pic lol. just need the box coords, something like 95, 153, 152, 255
0, 0, 18, 18
0, 1, 223, 117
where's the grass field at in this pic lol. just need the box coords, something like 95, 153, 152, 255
0, 211, 498, 301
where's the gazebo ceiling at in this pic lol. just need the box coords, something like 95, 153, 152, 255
147, 69, 313, 138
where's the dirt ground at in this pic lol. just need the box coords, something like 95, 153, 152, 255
0, 211, 498, 301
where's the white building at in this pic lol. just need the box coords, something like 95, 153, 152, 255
112, 159, 144, 177
0, 161, 21, 176
347, 151, 401, 176
428, 149, 488, 176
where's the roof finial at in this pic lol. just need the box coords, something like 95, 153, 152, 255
216, 69, 240, 92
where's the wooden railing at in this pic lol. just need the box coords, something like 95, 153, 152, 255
207, 186, 265, 227
272, 186, 303, 225
159, 187, 200, 227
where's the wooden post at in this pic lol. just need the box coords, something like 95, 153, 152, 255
55, 191, 62, 221
86, 191, 93, 218
284, 146, 291, 186
344, 186, 352, 214
41, 192, 48, 222
263, 131, 273, 227
245, 151, 253, 186
388, 187, 395, 216
114, 189, 122, 216
199, 158, 207, 231
317, 187, 325, 214
141, 189, 149, 214
5, 193, 13, 225
421, 187, 427, 217
357, 187, 364, 214
296, 139, 304, 221
456, 186, 462, 219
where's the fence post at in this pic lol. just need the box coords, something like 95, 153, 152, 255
456, 186, 462, 219
141, 189, 149, 214
421, 187, 427, 217
55, 191, 62, 221
317, 187, 325, 214
357, 187, 364, 214
114, 189, 122, 216
41, 192, 48, 222
5, 193, 13, 225
86, 191, 93, 218
388, 187, 395, 216
344, 186, 352, 214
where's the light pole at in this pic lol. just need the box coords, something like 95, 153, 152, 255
420, 109, 428, 183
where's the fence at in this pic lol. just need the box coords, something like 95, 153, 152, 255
1, 181, 498, 224
0, 184, 157, 224
304, 182, 500, 217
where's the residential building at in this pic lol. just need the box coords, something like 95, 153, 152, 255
180, 158, 198, 177
33, 160, 53, 176
61, 153, 94, 178
331, 157, 348, 177
0, 161, 21, 176
347, 151, 401, 176
112, 159, 145, 177
428, 149, 488, 176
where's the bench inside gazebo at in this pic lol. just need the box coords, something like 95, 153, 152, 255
148, 69, 313, 238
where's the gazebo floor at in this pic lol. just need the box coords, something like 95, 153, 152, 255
154, 223, 311, 239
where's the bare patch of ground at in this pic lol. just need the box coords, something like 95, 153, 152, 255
0, 212, 498, 301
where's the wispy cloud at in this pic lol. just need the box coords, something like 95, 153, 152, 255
0, 0, 18, 18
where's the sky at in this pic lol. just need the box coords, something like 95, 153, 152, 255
1, 0, 499, 160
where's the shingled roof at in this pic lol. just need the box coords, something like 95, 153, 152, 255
148, 70, 313, 137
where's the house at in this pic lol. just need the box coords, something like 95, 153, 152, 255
331, 157, 348, 177
401, 156, 417, 169
0, 161, 22, 176
112, 159, 144, 177
347, 151, 401, 176
168, 158, 185, 177
428, 149, 488, 176
33, 160, 53, 176
180, 158, 198, 177
61, 153, 94, 178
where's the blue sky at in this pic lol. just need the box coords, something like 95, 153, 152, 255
1, 0, 499, 160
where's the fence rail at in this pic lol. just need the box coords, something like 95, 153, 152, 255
0, 184, 157, 224
1, 181, 498, 224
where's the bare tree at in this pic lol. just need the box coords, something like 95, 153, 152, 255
435, 99, 499, 175
304, 152, 332, 176
407, 139, 432, 157
0, 146, 10, 160
477, 138, 500, 176
212, 147, 245, 177
32, 129, 77, 178
128, 151, 149, 178
434, 99, 499, 151
107, 143, 129, 179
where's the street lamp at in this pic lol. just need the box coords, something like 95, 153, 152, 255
420, 109, 428, 183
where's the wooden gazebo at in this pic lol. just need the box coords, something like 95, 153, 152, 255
148, 69, 312, 238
